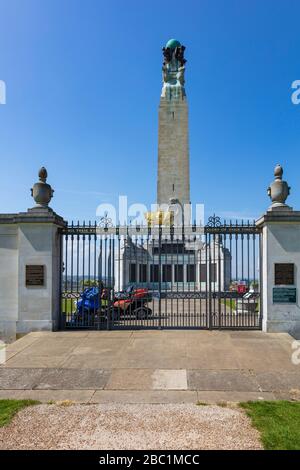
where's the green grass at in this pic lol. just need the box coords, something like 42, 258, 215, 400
222, 298, 260, 313
222, 299, 236, 310
240, 401, 300, 450
0, 400, 40, 427
62, 298, 76, 314
61, 297, 109, 315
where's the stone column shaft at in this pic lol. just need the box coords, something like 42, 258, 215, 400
157, 97, 190, 206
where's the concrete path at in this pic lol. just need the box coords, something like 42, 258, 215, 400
0, 330, 299, 403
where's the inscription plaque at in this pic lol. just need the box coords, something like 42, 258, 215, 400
274, 263, 294, 285
26, 265, 45, 287
273, 287, 296, 304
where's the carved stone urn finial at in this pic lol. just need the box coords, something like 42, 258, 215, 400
267, 164, 291, 210
30, 166, 54, 208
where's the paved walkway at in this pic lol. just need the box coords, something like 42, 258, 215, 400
0, 330, 299, 403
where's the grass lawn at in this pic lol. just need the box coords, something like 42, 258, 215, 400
222, 299, 236, 310
61, 297, 109, 315
222, 298, 260, 313
241, 401, 300, 450
0, 400, 39, 427
62, 297, 76, 314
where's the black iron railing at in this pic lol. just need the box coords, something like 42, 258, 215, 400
59, 218, 262, 330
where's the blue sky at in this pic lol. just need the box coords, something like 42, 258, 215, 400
0, 0, 299, 222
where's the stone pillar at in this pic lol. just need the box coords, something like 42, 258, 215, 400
157, 97, 190, 206
256, 165, 300, 336
0, 168, 66, 342
17, 209, 65, 335
157, 39, 190, 209
0, 218, 18, 342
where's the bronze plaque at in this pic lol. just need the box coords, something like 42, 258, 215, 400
274, 263, 294, 285
26, 265, 45, 287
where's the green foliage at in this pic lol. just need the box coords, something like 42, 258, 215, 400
62, 298, 76, 314
0, 400, 40, 427
80, 280, 102, 288
250, 281, 259, 291
222, 299, 236, 310
240, 401, 300, 450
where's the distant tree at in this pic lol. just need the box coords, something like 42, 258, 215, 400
80, 280, 103, 289
250, 281, 259, 292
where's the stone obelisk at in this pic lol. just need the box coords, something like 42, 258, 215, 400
157, 39, 190, 211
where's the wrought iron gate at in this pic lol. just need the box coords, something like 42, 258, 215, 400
60, 216, 262, 330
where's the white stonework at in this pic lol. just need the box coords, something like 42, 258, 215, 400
198, 239, 231, 292
0, 224, 18, 342
0, 210, 65, 342
157, 97, 190, 206
157, 39, 190, 209
116, 236, 231, 292
257, 210, 300, 337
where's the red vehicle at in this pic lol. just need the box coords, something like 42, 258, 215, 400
111, 285, 153, 319
229, 281, 249, 295
237, 282, 248, 295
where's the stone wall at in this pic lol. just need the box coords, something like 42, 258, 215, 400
0, 210, 65, 342
0, 224, 18, 342
257, 211, 300, 337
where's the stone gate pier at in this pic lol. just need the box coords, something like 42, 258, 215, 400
257, 165, 300, 337
0, 169, 65, 342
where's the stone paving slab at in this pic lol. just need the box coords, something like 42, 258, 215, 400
105, 369, 153, 390
185, 350, 241, 370
0, 389, 278, 404
71, 338, 129, 355
0, 351, 19, 363
106, 369, 189, 391
5, 335, 40, 353
1, 367, 299, 395
2, 355, 69, 368
8, 389, 96, 403
196, 390, 276, 403
187, 370, 260, 392
27, 331, 88, 338
90, 390, 198, 404
116, 354, 189, 370
59, 354, 120, 369
228, 331, 288, 341
35, 369, 111, 390
274, 389, 300, 400
0, 368, 46, 390
152, 369, 188, 390
86, 331, 134, 338
255, 371, 300, 391
232, 342, 299, 371
0, 390, 24, 399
